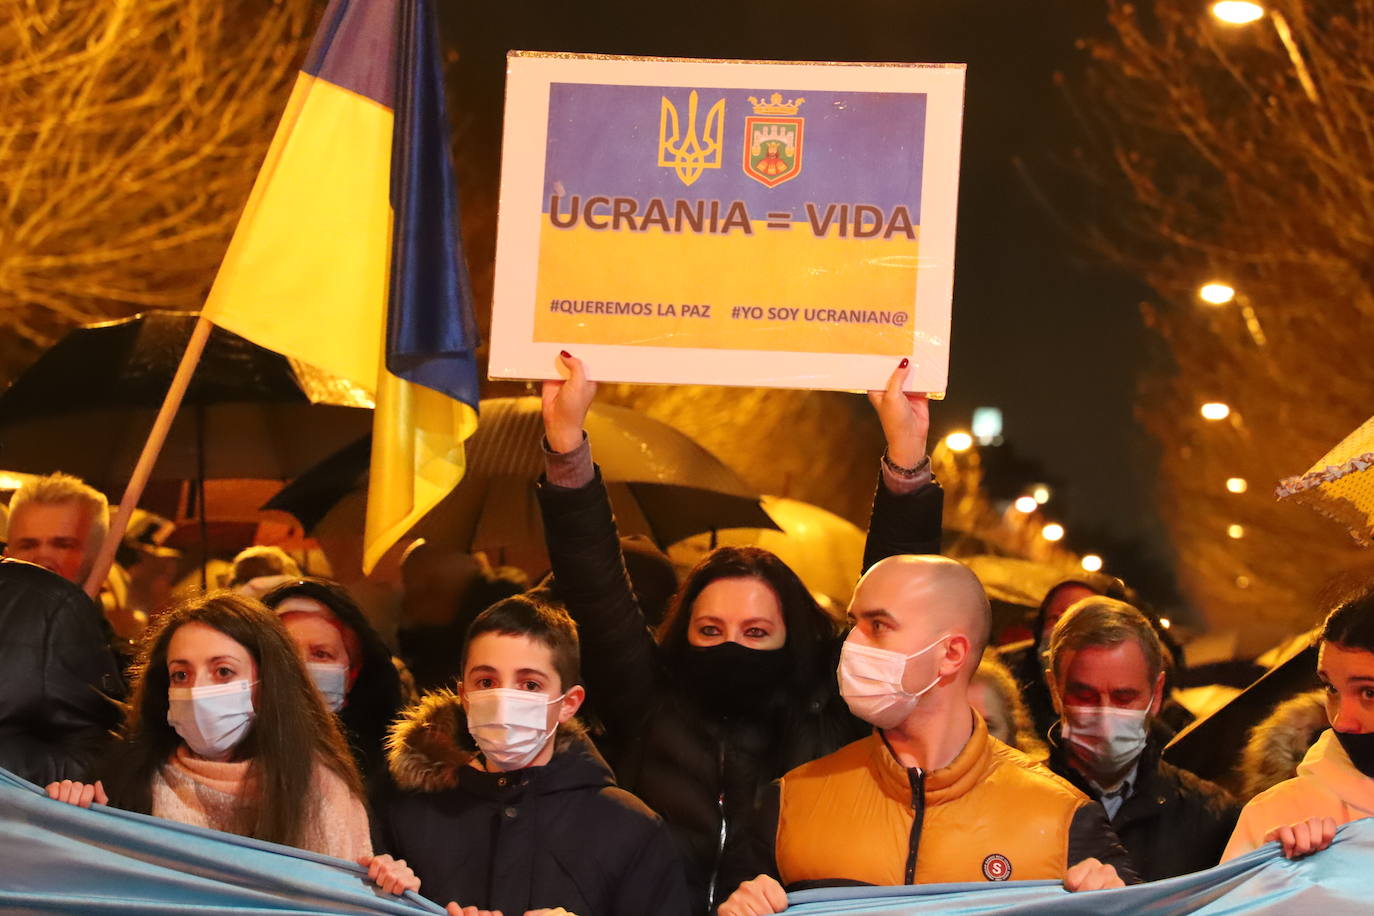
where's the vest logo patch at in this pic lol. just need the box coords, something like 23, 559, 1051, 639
982, 853, 1013, 881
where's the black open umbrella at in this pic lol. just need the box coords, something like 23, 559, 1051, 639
0, 312, 373, 492
267, 397, 777, 570
1163, 628, 1321, 786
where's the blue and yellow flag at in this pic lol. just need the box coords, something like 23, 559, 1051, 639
203, 0, 479, 573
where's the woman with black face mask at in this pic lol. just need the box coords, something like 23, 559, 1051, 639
537, 353, 943, 915
1223, 584, 1374, 862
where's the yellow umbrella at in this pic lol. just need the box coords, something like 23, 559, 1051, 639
667, 496, 866, 605
1276, 416, 1374, 545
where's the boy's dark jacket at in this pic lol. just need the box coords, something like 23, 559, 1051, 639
381, 689, 690, 916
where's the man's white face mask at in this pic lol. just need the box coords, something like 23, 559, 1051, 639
837, 633, 948, 729
1060, 699, 1152, 776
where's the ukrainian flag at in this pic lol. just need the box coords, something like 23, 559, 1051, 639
203, 0, 480, 573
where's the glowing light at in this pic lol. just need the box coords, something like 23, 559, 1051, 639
1032, 485, 1051, 505
1199, 282, 1237, 304
1228, 524, 1245, 539
1211, 1, 1265, 24
945, 431, 973, 452
1159, 617, 1172, 630
1201, 402, 1231, 421
0, 473, 25, 491
1014, 496, 1039, 514
1236, 575, 1252, 589
972, 407, 1003, 445
1081, 554, 1103, 573
1226, 477, 1248, 494
1042, 523, 1065, 542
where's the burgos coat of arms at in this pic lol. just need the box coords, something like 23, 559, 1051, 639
744, 92, 805, 188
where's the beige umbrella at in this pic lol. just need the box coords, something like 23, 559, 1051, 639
668, 496, 866, 605
1276, 415, 1374, 545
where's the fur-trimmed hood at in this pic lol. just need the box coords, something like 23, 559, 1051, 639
1240, 689, 1329, 800
386, 688, 600, 793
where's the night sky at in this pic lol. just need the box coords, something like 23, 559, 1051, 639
440, 1, 1175, 600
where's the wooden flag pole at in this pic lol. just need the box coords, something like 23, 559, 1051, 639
83, 316, 214, 599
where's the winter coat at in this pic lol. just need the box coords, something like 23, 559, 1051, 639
537, 469, 943, 913
1239, 689, 1328, 801
1048, 732, 1239, 880
1224, 728, 1374, 860
0, 559, 125, 784
380, 690, 690, 916
725, 712, 1138, 892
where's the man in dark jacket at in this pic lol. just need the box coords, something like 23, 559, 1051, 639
0, 558, 125, 784
381, 595, 688, 916
1044, 596, 1239, 880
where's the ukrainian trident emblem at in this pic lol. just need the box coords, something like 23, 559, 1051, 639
744, 92, 805, 188
658, 90, 725, 187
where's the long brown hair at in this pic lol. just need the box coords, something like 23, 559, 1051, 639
657, 546, 842, 693
102, 591, 364, 848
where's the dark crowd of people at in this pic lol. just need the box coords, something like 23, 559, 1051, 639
4, 355, 1372, 916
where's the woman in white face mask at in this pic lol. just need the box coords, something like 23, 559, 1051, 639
42, 591, 419, 895
261, 577, 413, 801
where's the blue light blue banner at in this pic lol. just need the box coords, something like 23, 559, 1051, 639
785, 820, 1374, 915
0, 767, 443, 915
2, 763, 1370, 915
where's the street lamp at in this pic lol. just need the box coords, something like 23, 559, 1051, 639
1042, 523, 1065, 542
1211, 1, 1263, 23
1196, 282, 1268, 346
1201, 402, 1231, 421
945, 431, 973, 452
1199, 282, 1236, 304
1209, 2, 1320, 104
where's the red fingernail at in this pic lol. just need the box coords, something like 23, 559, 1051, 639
899, 358, 909, 369
560, 350, 571, 358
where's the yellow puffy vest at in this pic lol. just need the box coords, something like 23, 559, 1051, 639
776, 712, 1090, 887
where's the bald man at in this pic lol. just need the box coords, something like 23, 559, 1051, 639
718, 556, 1137, 915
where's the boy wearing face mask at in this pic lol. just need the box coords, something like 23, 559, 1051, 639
718, 556, 1137, 916
380, 595, 690, 916
1044, 598, 1238, 881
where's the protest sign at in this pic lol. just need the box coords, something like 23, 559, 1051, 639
490, 52, 965, 394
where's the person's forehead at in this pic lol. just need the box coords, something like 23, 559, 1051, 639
281, 612, 343, 642
1319, 642, 1374, 679
1063, 640, 1152, 687
465, 631, 555, 671
691, 577, 782, 620
168, 621, 250, 660
10, 500, 91, 534
850, 576, 941, 625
